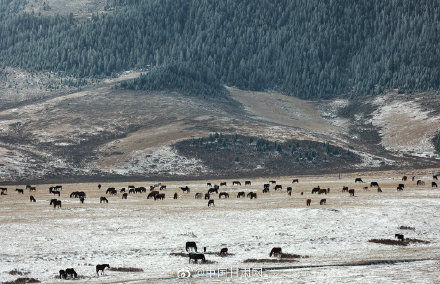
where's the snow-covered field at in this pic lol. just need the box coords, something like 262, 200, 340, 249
1, 173, 439, 283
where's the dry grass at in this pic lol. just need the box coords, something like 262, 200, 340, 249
243, 258, 298, 263
8, 270, 29, 276
108, 267, 144, 273
368, 238, 430, 246
399, 226, 415, 230
2, 278, 40, 284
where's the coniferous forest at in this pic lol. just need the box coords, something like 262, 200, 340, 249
1, 0, 439, 99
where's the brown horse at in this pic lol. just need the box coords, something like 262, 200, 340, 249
29, 186, 36, 191
122, 193, 128, 199
318, 188, 327, 194
53, 200, 62, 208
306, 199, 311, 206
232, 181, 241, 186
96, 264, 110, 276
189, 253, 206, 263
320, 199, 326, 205
377, 187, 382, 192
219, 247, 228, 256
247, 192, 257, 199
204, 193, 210, 200
220, 182, 227, 186
370, 181, 379, 187
402, 176, 407, 181
348, 189, 355, 196
147, 191, 159, 199
100, 197, 108, 203
208, 199, 215, 207
173, 193, 178, 199
195, 193, 203, 199
287, 187, 292, 196
30, 196, 36, 202
269, 247, 282, 257
219, 192, 229, 198
237, 192, 245, 198
292, 179, 299, 183
154, 193, 165, 200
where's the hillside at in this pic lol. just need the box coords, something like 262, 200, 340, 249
1, 0, 440, 99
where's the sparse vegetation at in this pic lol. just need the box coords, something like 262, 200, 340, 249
2, 278, 40, 284
108, 267, 144, 273
368, 238, 429, 246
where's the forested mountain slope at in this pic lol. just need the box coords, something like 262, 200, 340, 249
1, 0, 440, 99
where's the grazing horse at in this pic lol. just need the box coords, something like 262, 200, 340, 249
247, 192, 257, 199
232, 181, 241, 186
348, 189, 355, 196
417, 180, 425, 185
208, 188, 218, 194
51, 190, 60, 197
269, 247, 282, 257
262, 188, 269, 193
149, 186, 155, 191
433, 175, 438, 180
50, 199, 58, 205
306, 199, 311, 206
287, 187, 292, 196
398, 183, 405, 188
147, 191, 159, 199
107, 188, 117, 195
370, 181, 379, 187
0, 187, 7, 195
30, 196, 36, 202
204, 193, 210, 200
59, 270, 67, 279
208, 199, 215, 207
237, 192, 245, 198
219, 192, 229, 198
292, 179, 299, 183
311, 187, 320, 194
186, 242, 197, 252
245, 181, 251, 185
29, 186, 36, 191
220, 182, 227, 186
220, 247, 228, 256
120, 188, 126, 193
96, 264, 110, 276
342, 186, 348, 192
402, 176, 407, 181
377, 187, 382, 192
207, 182, 212, 187
100, 197, 108, 203
180, 186, 190, 193
106, 187, 115, 194
189, 253, 206, 263
263, 184, 270, 189
320, 199, 326, 205
98, 184, 102, 189
53, 200, 62, 208
80, 197, 85, 203
173, 193, 178, 199
160, 185, 167, 190
154, 193, 165, 200
395, 234, 404, 241
397, 186, 404, 191
274, 185, 282, 190
16, 188, 24, 194
129, 188, 135, 194
318, 188, 327, 194
195, 193, 203, 199
432, 182, 438, 188
269, 180, 276, 184
65, 268, 77, 278
122, 193, 128, 199
355, 178, 363, 183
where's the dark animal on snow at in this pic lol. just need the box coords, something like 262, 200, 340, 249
232, 181, 241, 186
207, 182, 212, 187
287, 187, 292, 196
262, 188, 269, 193
29, 186, 36, 191
80, 197, 85, 203
50, 199, 58, 205
16, 188, 24, 194
120, 188, 126, 193
342, 186, 349, 192
59, 270, 67, 279
149, 186, 155, 191
219, 192, 229, 198
180, 186, 190, 193
433, 175, 438, 180
30, 196, 36, 202
269, 180, 276, 184
53, 200, 62, 208
160, 185, 167, 190
306, 199, 311, 206
402, 176, 407, 181
247, 192, 257, 199
292, 179, 299, 183
397, 186, 404, 191
154, 193, 165, 200
208, 188, 218, 194
395, 234, 404, 241
274, 185, 282, 190
245, 181, 251, 185
65, 268, 77, 278
147, 191, 159, 199
195, 193, 203, 199
122, 193, 128, 199
269, 247, 282, 257
432, 182, 438, 188
377, 187, 382, 192
263, 184, 270, 189
370, 182, 379, 187
355, 178, 363, 183
417, 180, 425, 185
186, 242, 197, 252
311, 187, 320, 194
189, 253, 206, 263
106, 187, 116, 194
106, 188, 117, 195
320, 199, 326, 205
318, 188, 327, 194
51, 190, 60, 196
129, 188, 135, 194
214, 184, 220, 190
100, 197, 108, 203
237, 192, 245, 198
173, 193, 178, 199
220, 182, 227, 186
204, 193, 210, 200
54, 185, 62, 191
398, 183, 405, 188
208, 199, 215, 207
98, 184, 102, 189
220, 248, 228, 256
96, 264, 110, 276
348, 189, 355, 196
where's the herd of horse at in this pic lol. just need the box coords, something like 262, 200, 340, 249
0, 174, 438, 209
58, 264, 110, 279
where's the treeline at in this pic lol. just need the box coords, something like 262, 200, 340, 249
1, 0, 440, 99
119, 62, 226, 98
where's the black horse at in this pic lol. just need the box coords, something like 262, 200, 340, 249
180, 186, 190, 193
245, 181, 251, 185
247, 192, 257, 199
269, 247, 282, 257
395, 234, 404, 241
100, 197, 108, 203
96, 264, 110, 276
311, 187, 320, 194
65, 268, 77, 278
237, 192, 245, 198
355, 178, 363, 183
16, 188, 24, 194
30, 196, 36, 202
208, 188, 218, 194
370, 181, 379, 187
189, 253, 206, 263
186, 241, 197, 252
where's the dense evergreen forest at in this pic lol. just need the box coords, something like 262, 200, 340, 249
1, 0, 439, 99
